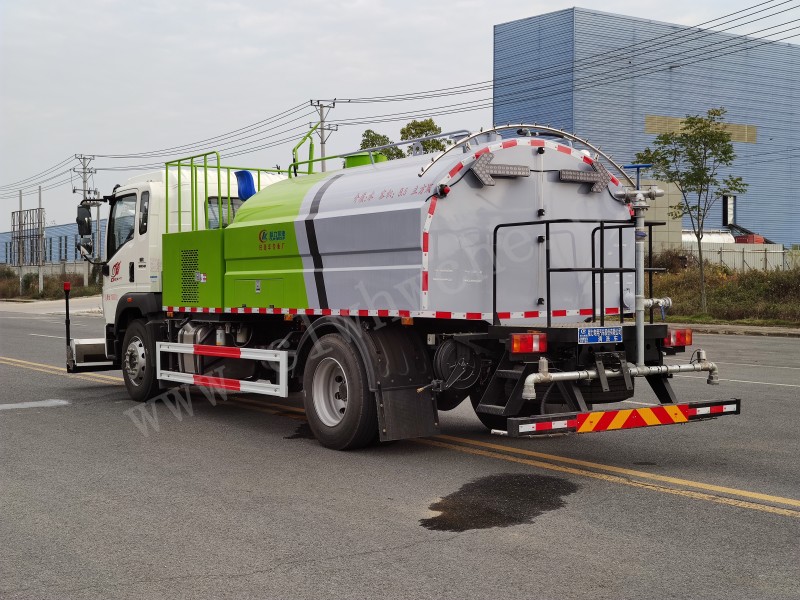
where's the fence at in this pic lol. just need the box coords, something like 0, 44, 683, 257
681, 242, 797, 271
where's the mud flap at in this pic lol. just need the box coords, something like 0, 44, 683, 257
364, 326, 439, 442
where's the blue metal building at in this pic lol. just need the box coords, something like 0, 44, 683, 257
493, 8, 800, 247
0, 220, 107, 264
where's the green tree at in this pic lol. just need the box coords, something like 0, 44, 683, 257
359, 129, 404, 160
636, 107, 747, 313
400, 118, 448, 156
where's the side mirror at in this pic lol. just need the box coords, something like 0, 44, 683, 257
75, 235, 94, 262
76, 206, 92, 236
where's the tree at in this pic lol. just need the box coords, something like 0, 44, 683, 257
635, 107, 747, 313
400, 118, 448, 156
359, 129, 404, 160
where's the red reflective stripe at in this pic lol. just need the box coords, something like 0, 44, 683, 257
552, 309, 567, 317
530, 139, 545, 147
536, 421, 555, 431
322, 309, 332, 316
497, 312, 511, 320
399, 310, 411, 318
358, 310, 369, 317
474, 147, 490, 158
611, 176, 620, 185
583, 156, 593, 165
304, 309, 315, 315
193, 344, 242, 359
466, 312, 483, 320
340, 309, 350, 316
422, 271, 429, 291
709, 404, 725, 415
579, 308, 594, 316
448, 162, 464, 179
193, 374, 241, 391
427, 196, 438, 216
422, 231, 429, 252
605, 307, 620, 315
502, 140, 517, 148
594, 410, 619, 431
523, 311, 540, 318
377, 310, 390, 317
244, 307, 253, 314
288, 308, 298, 315
435, 311, 452, 319
557, 145, 571, 154
650, 405, 676, 425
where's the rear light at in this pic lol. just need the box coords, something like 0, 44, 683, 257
663, 328, 692, 347
510, 332, 547, 354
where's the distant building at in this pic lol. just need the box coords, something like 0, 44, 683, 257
493, 8, 800, 247
0, 219, 107, 264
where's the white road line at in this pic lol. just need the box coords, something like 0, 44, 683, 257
0, 399, 70, 410
668, 357, 800, 371
675, 375, 800, 388
29, 334, 63, 339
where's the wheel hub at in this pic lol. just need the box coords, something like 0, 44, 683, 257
124, 336, 146, 387
312, 357, 349, 427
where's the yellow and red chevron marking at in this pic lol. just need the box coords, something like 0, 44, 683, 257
576, 405, 689, 433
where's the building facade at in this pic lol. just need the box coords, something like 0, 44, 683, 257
493, 8, 800, 247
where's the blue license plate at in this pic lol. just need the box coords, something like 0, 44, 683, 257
578, 326, 623, 344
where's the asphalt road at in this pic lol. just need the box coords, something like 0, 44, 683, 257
1, 301, 798, 599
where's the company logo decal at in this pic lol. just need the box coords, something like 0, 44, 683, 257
110, 261, 122, 282
259, 229, 286, 251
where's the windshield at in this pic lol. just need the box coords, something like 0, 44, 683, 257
108, 194, 137, 258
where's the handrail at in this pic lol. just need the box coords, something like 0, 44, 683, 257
419, 123, 636, 188
491, 218, 632, 327
290, 123, 319, 178
164, 152, 286, 233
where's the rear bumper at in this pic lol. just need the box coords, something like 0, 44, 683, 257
500, 399, 741, 437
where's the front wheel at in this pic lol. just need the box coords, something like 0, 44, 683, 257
303, 333, 378, 450
121, 319, 160, 402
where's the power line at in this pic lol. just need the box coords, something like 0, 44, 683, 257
0, 156, 76, 191
331, 0, 797, 105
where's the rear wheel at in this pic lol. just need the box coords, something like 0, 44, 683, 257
121, 319, 160, 402
303, 334, 377, 450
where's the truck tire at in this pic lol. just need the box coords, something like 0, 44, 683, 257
121, 319, 160, 403
303, 333, 378, 450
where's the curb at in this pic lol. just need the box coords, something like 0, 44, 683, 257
671, 324, 800, 338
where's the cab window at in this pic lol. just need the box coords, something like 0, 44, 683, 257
207, 197, 242, 229
107, 194, 137, 258
139, 191, 150, 235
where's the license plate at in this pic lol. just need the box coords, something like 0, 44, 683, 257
578, 326, 623, 344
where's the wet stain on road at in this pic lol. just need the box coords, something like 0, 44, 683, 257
284, 422, 315, 440
420, 473, 579, 532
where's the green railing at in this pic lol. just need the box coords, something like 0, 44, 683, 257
164, 152, 283, 233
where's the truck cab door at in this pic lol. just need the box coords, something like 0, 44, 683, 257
102, 190, 150, 319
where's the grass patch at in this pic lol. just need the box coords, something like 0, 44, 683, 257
0, 266, 101, 300
652, 258, 800, 326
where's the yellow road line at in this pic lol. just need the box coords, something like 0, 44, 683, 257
434, 435, 800, 509
0, 356, 122, 383
0, 357, 121, 385
3, 356, 795, 515
416, 439, 800, 519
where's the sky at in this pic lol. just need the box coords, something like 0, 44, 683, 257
0, 0, 795, 231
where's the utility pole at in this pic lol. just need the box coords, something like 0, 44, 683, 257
73, 154, 100, 260
38, 186, 43, 292
18, 190, 22, 295
310, 100, 338, 172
